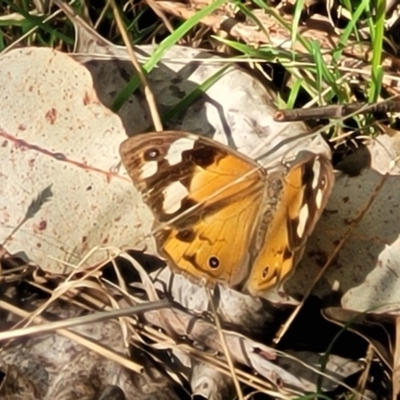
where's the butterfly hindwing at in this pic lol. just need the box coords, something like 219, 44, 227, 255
246, 152, 334, 295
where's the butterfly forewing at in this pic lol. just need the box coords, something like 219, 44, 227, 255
120, 131, 267, 288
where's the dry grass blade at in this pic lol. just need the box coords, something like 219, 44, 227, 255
0, 297, 169, 341
356, 344, 374, 400
118, 250, 160, 301
394, 316, 400, 398
207, 288, 244, 400
0, 298, 144, 373
109, 0, 162, 131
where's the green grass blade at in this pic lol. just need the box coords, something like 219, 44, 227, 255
112, 0, 228, 111
251, 0, 313, 54
0, 30, 4, 51
369, 0, 385, 102
286, 78, 303, 109
234, 0, 271, 42
332, 0, 367, 64
3, 0, 73, 44
291, 0, 305, 56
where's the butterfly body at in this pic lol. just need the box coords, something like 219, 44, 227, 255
120, 131, 334, 295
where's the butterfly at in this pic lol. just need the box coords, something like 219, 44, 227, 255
120, 131, 334, 296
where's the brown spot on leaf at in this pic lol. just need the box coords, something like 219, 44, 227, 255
45, 108, 57, 124
33, 220, 47, 233
38, 220, 47, 230
83, 92, 90, 105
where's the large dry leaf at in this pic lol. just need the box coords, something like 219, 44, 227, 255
0, 47, 152, 273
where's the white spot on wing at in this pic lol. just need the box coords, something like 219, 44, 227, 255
165, 138, 195, 166
140, 160, 158, 179
297, 204, 309, 237
312, 159, 321, 189
163, 181, 189, 214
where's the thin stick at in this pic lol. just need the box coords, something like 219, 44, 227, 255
274, 99, 400, 122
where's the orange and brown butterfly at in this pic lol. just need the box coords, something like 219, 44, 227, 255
120, 131, 334, 296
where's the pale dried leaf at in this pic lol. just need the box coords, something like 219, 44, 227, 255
152, 267, 272, 332
79, 45, 331, 166
0, 47, 152, 273
368, 132, 400, 175
191, 362, 232, 400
